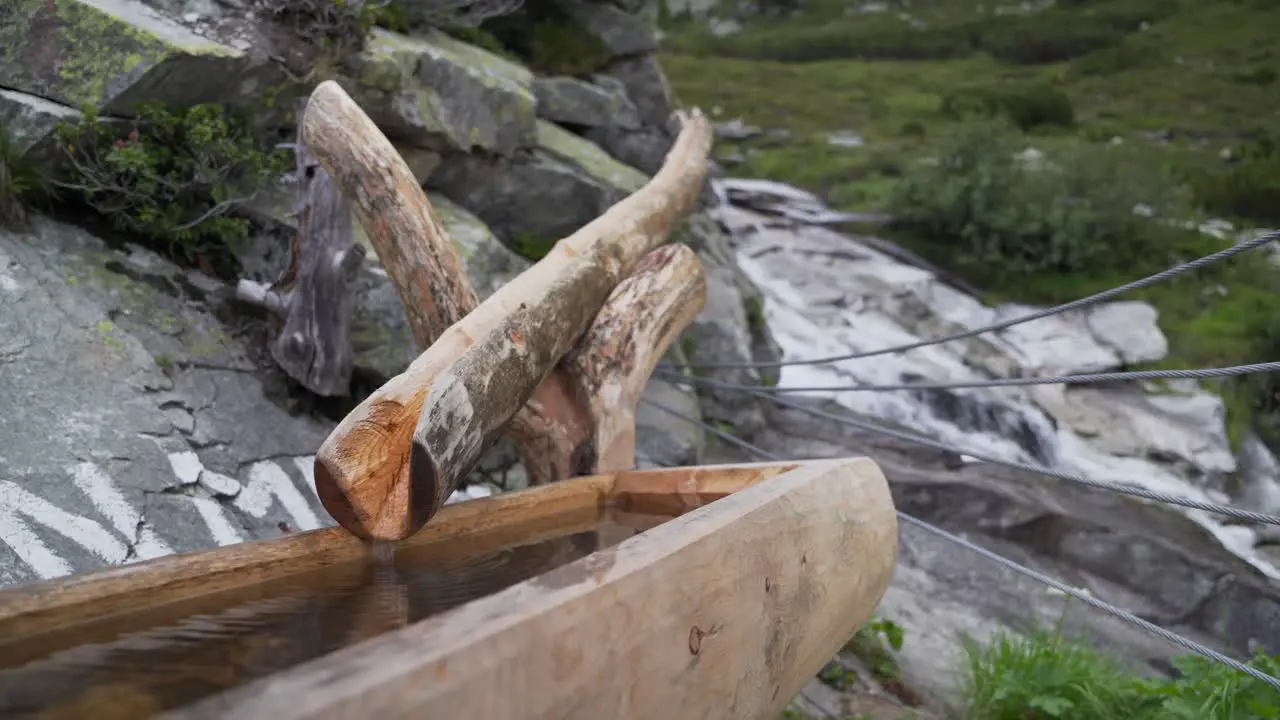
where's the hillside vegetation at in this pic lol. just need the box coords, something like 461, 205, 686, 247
659, 0, 1280, 445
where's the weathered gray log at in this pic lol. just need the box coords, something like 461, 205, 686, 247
302, 79, 714, 541
236, 141, 365, 396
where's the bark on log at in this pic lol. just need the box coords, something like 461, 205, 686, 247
403, 119, 712, 537
236, 141, 365, 396
561, 243, 707, 474
297, 81, 583, 488
505, 245, 706, 485
308, 80, 713, 540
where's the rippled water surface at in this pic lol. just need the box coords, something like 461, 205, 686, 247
0, 510, 667, 719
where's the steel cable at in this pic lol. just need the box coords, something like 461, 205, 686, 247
656, 361, 1280, 394
661, 230, 1279, 371
739, 388, 1280, 527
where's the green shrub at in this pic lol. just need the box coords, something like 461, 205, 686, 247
1071, 42, 1164, 76
691, 22, 974, 63
53, 103, 289, 259
1138, 649, 1280, 719
961, 627, 1280, 720
961, 629, 1152, 719
899, 120, 927, 138
1194, 134, 1280, 224
978, 18, 1124, 65
940, 85, 1075, 131
975, 0, 1175, 65
0, 125, 52, 228
843, 615, 905, 685
890, 120, 1192, 282
1231, 65, 1278, 85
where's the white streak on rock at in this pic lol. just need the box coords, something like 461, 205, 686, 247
71, 462, 172, 561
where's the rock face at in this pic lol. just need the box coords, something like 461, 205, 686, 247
0, 88, 81, 159
430, 119, 648, 249
533, 75, 642, 130
347, 193, 532, 381
704, 180, 1280, 710
0, 0, 307, 151
0, 218, 334, 584
339, 28, 537, 154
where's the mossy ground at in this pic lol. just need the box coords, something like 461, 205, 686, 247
659, 0, 1280, 446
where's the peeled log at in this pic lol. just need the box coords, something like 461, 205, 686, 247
310, 89, 713, 541
562, 244, 707, 473
508, 245, 705, 484
299, 81, 478, 350
297, 79, 691, 495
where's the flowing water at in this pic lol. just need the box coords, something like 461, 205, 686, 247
0, 510, 669, 719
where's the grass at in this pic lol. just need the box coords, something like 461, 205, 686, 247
659, 0, 1280, 447
960, 627, 1280, 719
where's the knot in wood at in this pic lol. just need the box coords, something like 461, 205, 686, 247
688, 625, 704, 655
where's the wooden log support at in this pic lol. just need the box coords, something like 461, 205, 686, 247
160, 458, 899, 720
507, 243, 707, 486
235, 141, 366, 396
302, 80, 715, 541
402, 110, 712, 538
563, 243, 708, 473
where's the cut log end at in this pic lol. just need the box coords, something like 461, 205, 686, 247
312, 457, 374, 541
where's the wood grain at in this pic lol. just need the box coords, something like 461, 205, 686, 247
0, 463, 793, 642
562, 243, 707, 474
299, 80, 477, 350
163, 457, 898, 720
306, 77, 714, 540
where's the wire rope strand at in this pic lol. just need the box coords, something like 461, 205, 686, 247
656, 361, 1280, 394
663, 230, 1279, 371
742, 389, 1280, 527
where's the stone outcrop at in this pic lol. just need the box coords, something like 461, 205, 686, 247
339, 28, 537, 154
429, 119, 648, 249
533, 75, 642, 130
0, 0, 307, 151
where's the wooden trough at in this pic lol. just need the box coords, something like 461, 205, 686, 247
0, 82, 900, 719
0, 460, 897, 719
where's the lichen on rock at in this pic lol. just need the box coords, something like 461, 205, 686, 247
534, 75, 642, 130
1, 0, 243, 114
340, 27, 537, 155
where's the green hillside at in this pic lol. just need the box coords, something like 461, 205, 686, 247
661, 0, 1280, 445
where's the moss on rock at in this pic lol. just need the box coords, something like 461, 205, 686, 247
535, 119, 648, 193
341, 28, 536, 154
1, 0, 242, 115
